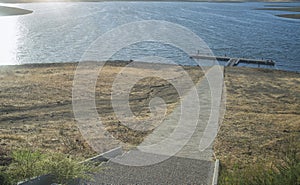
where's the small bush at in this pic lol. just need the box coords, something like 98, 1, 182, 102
44, 152, 100, 184
0, 149, 101, 185
219, 152, 300, 185
5, 149, 47, 184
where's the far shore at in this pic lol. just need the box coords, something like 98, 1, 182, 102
0, 0, 299, 3
256, 6, 300, 19
0, 5, 32, 16
277, 13, 300, 19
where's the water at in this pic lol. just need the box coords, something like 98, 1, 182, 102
0, 2, 299, 71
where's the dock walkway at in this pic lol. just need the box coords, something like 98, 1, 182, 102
190, 55, 275, 67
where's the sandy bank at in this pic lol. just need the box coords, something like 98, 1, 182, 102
0, 5, 32, 16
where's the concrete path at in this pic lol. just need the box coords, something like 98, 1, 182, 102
80, 65, 224, 185
86, 154, 214, 184
139, 65, 224, 161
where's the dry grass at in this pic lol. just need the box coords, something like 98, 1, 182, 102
1, 62, 299, 170
0, 61, 203, 158
215, 67, 300, 170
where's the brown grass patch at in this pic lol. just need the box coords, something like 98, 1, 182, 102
215, 67, 300, 170
0, 61, 203, 158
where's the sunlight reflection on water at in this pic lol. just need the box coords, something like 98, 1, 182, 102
0, 2, 299, 71
0, 16, 20, 65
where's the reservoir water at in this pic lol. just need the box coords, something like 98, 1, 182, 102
0, 2, 299, 72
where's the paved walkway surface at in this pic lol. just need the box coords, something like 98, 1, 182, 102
86, 154, 214, 184
80, 65, 224, 185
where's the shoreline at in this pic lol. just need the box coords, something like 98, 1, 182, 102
277, 13, 300, 19
256, 5, 300, 19
1, 60, 298, 73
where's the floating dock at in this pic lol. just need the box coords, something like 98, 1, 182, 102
190, 55, 275, 67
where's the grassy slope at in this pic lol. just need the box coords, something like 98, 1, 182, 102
0, 63, 299, 174
0, 62, 203, 158
215, 67, 300, 170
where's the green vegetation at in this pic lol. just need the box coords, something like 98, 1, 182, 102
219, 148, 300, 185
0, 149, 101, 185
3, 149, 46, 184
